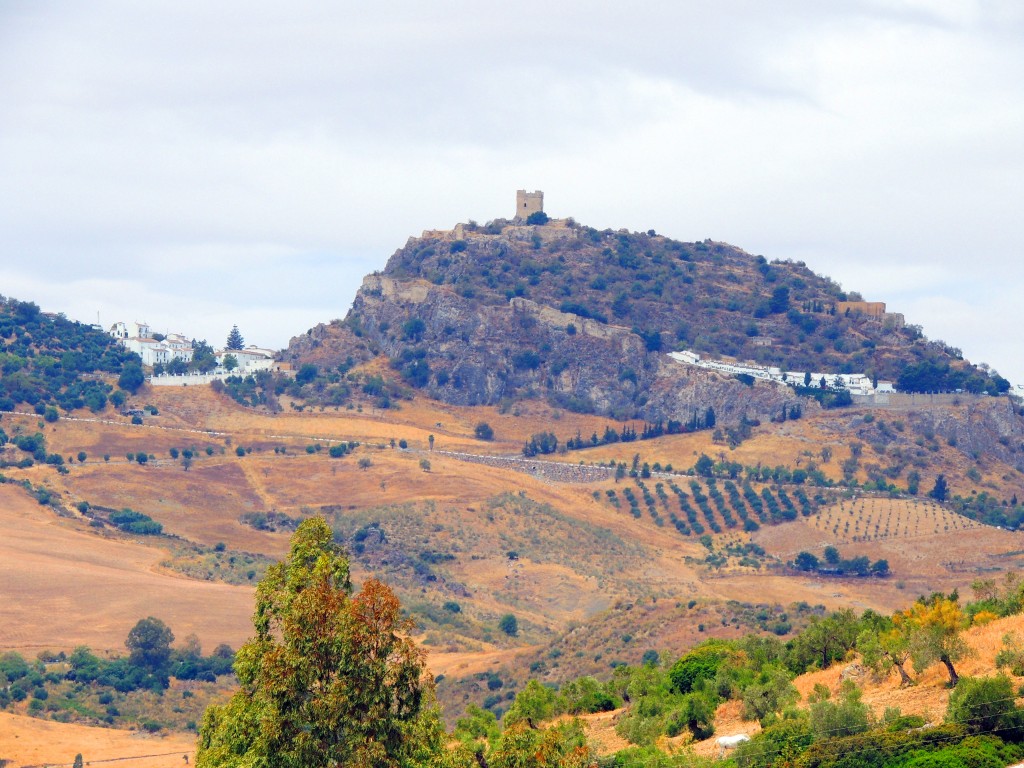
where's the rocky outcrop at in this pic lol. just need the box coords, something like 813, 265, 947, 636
283, 221, 1015, 439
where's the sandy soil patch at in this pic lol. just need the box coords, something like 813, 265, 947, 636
0, 712, 196, 767
0, 484, 253, 655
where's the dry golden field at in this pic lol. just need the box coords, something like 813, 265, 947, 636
0, 711, 196, 768
1, 387, 1020, 655
0, 483, 254, 655
1, 383, 1022, 762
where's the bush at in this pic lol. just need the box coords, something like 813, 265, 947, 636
809, 682, 871, 740
474, 422, 494, 441
118, 363, 145, 393
668, 640, 732, 694
946, 674, 1023, 736
499, 614, 519, 637
526, 211, 549, 225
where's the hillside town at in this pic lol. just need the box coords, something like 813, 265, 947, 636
107, 320, 289, 385
667, 349, 895, 396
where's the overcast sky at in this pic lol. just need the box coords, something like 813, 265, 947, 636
1, 1, 1021, 383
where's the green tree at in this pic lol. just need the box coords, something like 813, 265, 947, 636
791, 609, 860, 671
899, 597, 970, 686
675, 691, 717, 740
794, 552, 819, 571
474, 422, 494, 441
118, 362, 145, 394
704, 407, 716, 428
191, 340, 218, 373
126, 617, 174, 672
74, 755, 84, 768
223, 354, 238, 372
504, 679, 556, 728
491, 720, 590, 768
930, 474, 949, 502
296, 363, 318, 384
694, 454, 714, 477
741, 666, 798, 724
668, 640, 732, 694
525, 211, 549, 225
858, 625, 914, 686
498, 614, 518, 637
226, 325, 245, 351
196, 517, 434, 767
453, 704, 500, 743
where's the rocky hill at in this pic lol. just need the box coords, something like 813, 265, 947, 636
284, 217, 1009, 426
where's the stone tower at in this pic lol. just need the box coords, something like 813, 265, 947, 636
515, 190, 544, 220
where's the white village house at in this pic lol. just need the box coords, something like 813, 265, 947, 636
667, 350, 895, 397
216, 345, 278, 372
109, 321, 291, 386
109, 321, 194, 367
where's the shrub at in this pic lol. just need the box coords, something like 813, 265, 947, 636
946, 674, 1023, 736
669, 640, 732, 694
499, 614, 519, 637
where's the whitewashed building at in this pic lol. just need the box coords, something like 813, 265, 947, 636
669, 349, 895, 398
109, 321, 193, 366
109, 320, 152, 340
217, 346, 277, 372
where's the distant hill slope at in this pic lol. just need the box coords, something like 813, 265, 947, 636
0, 297, 139, 413
284, 218, 1006, 424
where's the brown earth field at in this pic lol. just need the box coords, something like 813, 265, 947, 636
0, 483, 254, 655
0, 384, 1022, 760
0, 711, 196, 768
2, 387, 1021, 653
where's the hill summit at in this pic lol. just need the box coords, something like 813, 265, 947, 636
285, 197, 1003, 426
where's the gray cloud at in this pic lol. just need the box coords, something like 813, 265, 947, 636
0, 1, 1021, 381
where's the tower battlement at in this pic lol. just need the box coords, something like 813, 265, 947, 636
515, 189, 544, 220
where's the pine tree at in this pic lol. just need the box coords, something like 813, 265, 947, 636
225, 325, 244, 351
930, 474, 949, 502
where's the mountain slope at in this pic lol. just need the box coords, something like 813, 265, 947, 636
284, 218, 1006, 426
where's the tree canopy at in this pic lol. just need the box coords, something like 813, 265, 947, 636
197, 517, 435, 767
125, 616, 174, 672
226, 325, 245, 351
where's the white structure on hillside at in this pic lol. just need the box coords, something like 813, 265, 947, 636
109, 320, 194, 367
109, 318, 285, 384
109, 321, 151, 340
667, 350, 894, 397
217, 346, 277, 373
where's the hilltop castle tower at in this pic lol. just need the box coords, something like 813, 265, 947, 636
515, 189, 543, 220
